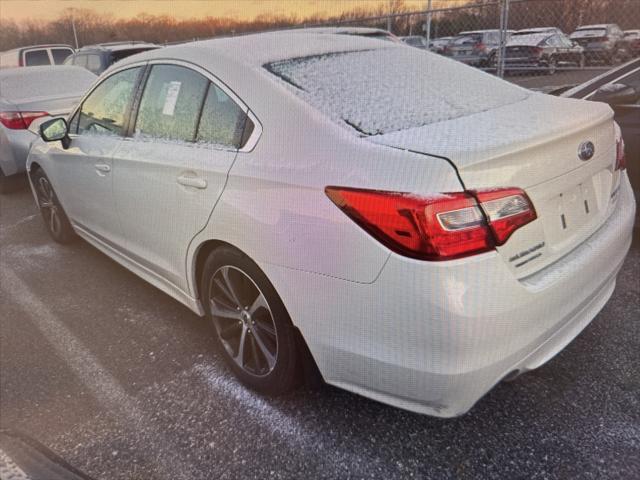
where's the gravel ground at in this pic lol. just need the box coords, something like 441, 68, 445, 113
1, 180, 639, 480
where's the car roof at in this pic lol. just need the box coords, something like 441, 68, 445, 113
458, 30, 500, 35
78, 42, 159, 52
291, 27, 392, 36
114, 30, 402, 71
515, 27, 559, 33
1, 44, 73, 54
507, 33, 553, 46
575, 24, 614, 30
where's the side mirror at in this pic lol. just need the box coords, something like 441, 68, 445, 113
591, 83, 640, 106
40, 117, 70, 149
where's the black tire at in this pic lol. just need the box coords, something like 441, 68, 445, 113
31, 168, 76, 244
200, 245, 300, 395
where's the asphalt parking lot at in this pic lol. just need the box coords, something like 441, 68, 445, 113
506, 67, 609, 90
1, 170, 639, 479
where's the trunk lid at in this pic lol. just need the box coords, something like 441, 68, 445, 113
370, 93, 621, 278
12, 93, 82, 117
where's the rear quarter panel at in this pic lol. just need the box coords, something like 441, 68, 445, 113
187, 67, 462, 291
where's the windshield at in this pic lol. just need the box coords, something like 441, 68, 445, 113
266, 47, 528, 136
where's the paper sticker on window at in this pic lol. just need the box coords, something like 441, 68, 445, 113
162, 81, 182, 116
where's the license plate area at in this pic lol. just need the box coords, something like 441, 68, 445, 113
546, 180, 599, 246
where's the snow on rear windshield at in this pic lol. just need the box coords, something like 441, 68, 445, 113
0, 68, 95, 102
266, 48, 528, 135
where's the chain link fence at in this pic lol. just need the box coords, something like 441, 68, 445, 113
307, 0, 640, 79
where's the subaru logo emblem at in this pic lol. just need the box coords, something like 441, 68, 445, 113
578, 141, 595, 161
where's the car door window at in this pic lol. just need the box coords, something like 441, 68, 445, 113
196, 83, 248, 148
77, 67, 142, 136
51, 48, 73, 65
24, 50, 50, 66
134, 64, 209, 142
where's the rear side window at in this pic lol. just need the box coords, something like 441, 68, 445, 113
51, 49, 73, 65
196, 83, 248, 148
135, 65, 209, 142
77, 67, 141, 136
24, 50, 50, 66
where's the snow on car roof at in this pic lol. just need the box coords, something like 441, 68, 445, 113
576, 24, 612, 29
123, 29, 405, 69
264, 47, 528, 135
0, 66, 96, 102
507, 33, 552, 46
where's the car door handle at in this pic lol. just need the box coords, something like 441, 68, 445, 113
177, 175, 207, 189
94, 163, 111, 173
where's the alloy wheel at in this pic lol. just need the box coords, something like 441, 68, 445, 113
36, 176, 62, 237
209, 265, 278, 377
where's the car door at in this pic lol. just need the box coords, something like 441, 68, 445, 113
48, 66, 144, 245
112, 62, 251, 292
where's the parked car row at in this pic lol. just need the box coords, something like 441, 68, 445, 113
1, 41, 160, 74
401, 23, 639, 72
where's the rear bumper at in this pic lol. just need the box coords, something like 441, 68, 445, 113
0, 128, 36, 176
266, 174, 635, 417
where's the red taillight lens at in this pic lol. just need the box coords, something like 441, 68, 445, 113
473, 189, 537, 245
474, 42, 486, 52
615, 136, 626, 171
325, 186, 536, 261
532, 47, 543, 56
0, 111, 48, 130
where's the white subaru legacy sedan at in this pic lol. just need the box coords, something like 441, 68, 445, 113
27, 30, 635, 417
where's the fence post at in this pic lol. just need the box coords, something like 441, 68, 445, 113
497, 0, 510, 78
425, 0, 433, 48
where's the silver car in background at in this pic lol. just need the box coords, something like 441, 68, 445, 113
0, 66, 96, 192
448, 29, 511, 66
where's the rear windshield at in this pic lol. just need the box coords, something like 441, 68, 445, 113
571, 28, 607, 38
0, 68, 95, 102
265, 48, 528, 136
454, 34, 483, 45
111, 47, 157, 63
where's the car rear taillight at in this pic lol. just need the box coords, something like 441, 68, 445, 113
474, 42, 487, 52
615, 136, 626, 171
325, 186, 536, 261
0, 111, 48, 130
532, 47, 543, 56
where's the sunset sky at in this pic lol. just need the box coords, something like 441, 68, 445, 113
1, 0, 443, 22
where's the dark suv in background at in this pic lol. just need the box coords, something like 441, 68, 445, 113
569, 24, 629, 64
63, 41, 159, 75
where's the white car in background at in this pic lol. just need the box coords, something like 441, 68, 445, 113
0, 66, 96, 192
27, 30, 635, 417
